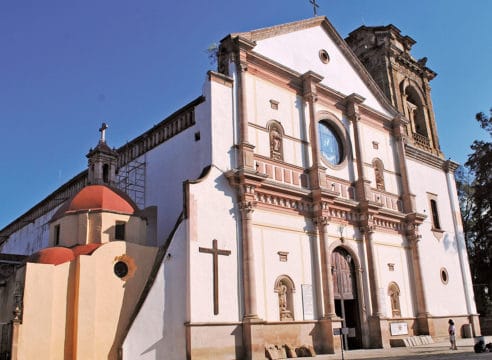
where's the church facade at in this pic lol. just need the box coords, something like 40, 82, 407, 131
0, 16, 479, 359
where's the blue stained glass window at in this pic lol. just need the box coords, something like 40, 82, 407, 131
318, 122, 343, 165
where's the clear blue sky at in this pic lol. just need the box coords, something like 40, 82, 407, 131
1, 0, 490, 229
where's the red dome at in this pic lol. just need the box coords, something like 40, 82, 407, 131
72, 243, 101, 257
28, 247, 75, 266
51, 185, 138, 221
27, 243, 103, 266
68, 185, 136, 214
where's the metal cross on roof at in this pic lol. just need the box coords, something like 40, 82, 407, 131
309, 0, 319, 16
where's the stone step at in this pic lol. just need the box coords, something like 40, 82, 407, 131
390, 335, 434, 347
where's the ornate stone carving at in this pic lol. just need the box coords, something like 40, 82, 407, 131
239, 200, 256, 214
274, 276, 295, 321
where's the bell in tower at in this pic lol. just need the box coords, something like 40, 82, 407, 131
86, 123, 119, 185
346, 25, 443, 158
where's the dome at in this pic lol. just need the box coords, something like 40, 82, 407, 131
72, 243, 101, 257
51, 185, 138, 221
27, 243, 102, 266
28, 247, 75, 266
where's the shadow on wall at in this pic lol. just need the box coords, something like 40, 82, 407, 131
442, 232, 457, 252
107, 243, 159, 359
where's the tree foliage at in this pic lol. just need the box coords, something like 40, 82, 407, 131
459, 108, 492, 314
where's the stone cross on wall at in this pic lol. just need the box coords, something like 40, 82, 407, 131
99, 122, 108, 143
199, 239, 231, 315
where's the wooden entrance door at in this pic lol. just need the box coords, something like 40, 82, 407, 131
332, 247, 361, 349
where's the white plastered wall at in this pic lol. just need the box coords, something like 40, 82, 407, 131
253, 26, 391, 115
371, 233, 414, 318
117, 96, 212, 248
122, 223, 188, 360
358, 121, 401, 194
406, 158, 470, 315
252, 209, 317, 321
1, 207, 58, 255
246, 76, 309, 168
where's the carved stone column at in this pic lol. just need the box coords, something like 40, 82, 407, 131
239, 196, 266, 360
239, 199, 259, 320
314, 215, 338, 354
406, 221, 433, 335
361, 223, 392, 348
314, 216, 336, 318
362, 225, 383, 317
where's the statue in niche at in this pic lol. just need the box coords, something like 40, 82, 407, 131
269, 125, 283, 161
278, 280, 293, 321
373, 159, 385, 191
388, 282, 401, 317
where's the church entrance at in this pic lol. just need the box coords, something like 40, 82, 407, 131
331, 247, 362, 350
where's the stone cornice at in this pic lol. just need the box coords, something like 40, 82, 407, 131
405, 143, 446, 169
394, 52, 437, 80
442, 159, 460, 173
208, 70, 233, 87
227, 16, 326, 43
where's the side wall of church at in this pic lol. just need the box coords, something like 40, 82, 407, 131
406, 158, 472, 315
1, 209, 56, 255
122, 222, 188, 360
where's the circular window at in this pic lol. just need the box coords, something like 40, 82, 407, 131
319, 49, 330, 64
318, 121, 344, 165
440, 267, 449, 284
114, 261, 129, 279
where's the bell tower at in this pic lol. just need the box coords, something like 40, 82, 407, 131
346, 25, 443, 157
86, 123, 118, 185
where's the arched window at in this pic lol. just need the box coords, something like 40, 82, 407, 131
430, 199, 441, 229
388, 282, 401, 317
269, 121, 284, 161
372, 158, 385, 191
103, 163, 110, 183
405, 86, 427, 138
274, 275, 295, 321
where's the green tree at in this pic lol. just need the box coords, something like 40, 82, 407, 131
461, 108, 492, 315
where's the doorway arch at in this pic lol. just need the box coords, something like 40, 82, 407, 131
331, 246, 362, 349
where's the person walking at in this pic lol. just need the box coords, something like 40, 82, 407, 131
448, 319, 458, 350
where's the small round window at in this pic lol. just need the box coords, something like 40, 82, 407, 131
319, 49, 330, 64
440, 267, 449, 284
318, 121, 343, 165
114, 261, 129, 279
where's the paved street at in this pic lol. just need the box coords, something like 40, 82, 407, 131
309, 336, 492, 359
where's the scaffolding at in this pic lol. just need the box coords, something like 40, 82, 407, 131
116, 158, 146, 209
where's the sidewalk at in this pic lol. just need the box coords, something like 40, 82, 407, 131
311, 336, 492, 359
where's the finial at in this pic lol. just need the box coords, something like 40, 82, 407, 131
99, 122, 108, 143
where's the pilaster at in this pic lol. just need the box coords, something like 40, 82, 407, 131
233, 38, 256, 171
301, 71, 326, 189
406, 214, 433, 335
343, 93, 368, 201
